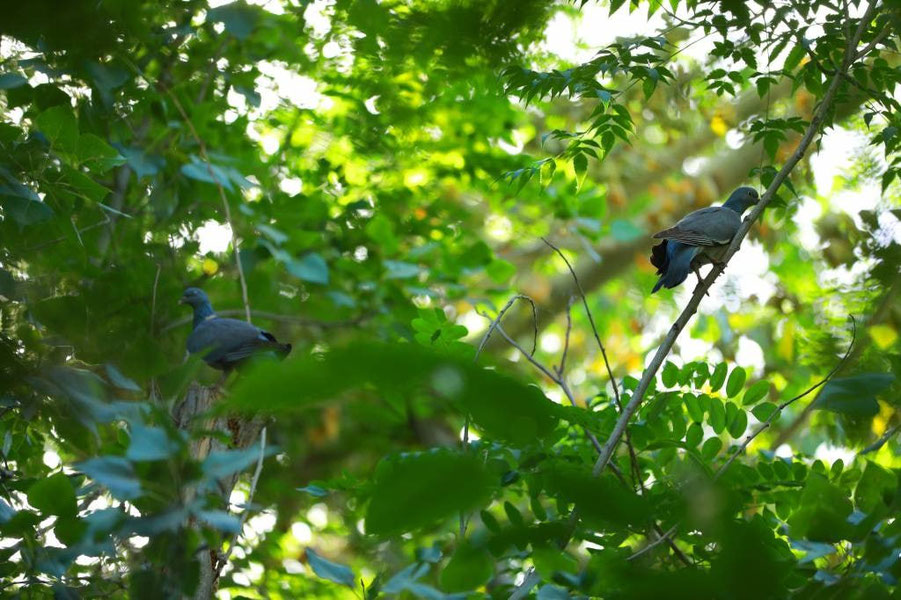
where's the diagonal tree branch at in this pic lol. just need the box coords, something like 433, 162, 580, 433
588, 0, 882, 481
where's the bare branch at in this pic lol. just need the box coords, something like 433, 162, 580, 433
215, 426, 267, 578
542, 238, 622, 409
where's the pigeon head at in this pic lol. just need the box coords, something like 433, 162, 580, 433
722, 187, 759, 214
179, 287, 211, 308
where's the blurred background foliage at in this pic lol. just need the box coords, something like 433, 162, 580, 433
1, 0, 900, 597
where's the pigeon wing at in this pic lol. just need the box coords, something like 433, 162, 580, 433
652, 206, 741, 247
188, 318, 286, 368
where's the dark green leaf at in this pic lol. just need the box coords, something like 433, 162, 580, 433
307, 548, 356, 588
76, 457, 141, 500
709, 398, 726, 434
26, 473, 76, 518
726, 366, 746, 398
440, 542, 493, 592
728, 408, 748, 438
126, 424, 180, 462
752, 402, 778, 422
208, 1, 259, 39
202, 446, 272, 480
662, 361, 678, 387
742, 380, 770, 406
196, 510, 241, 533
710, 363, 728, 391
35, 105, 78, 153
815, 373, 894, 417
287, 252, 329, 284
365, 450, 493, 536
227, 343, 559, 446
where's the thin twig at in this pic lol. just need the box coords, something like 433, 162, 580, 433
162, 89, 252, 324
714, 316, 856, 480
216, 426, 267, 576
860, 422, 901, 455
853, 22, 891, 61
541, 238, 621, 409
461, 295, 541, 536
475, 294, 539, 359
150, 265, 161, 335
542, 239, 648, 497
489, 319, 691, 566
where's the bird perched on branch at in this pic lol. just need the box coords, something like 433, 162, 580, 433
650, 186, 759, 293
179, 287, 291, 371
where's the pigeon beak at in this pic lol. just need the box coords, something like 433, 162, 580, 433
178, 296, 188, 305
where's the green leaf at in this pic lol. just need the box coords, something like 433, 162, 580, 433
788, 474, 852, 542
0, 194, 54, 227
76, 134, 126, 172
0, 498, 15, 524
480, 510, 500, 533
440, 541, 493, 592
181, 156, 234, 191
196, 510, 241, 533
815, 373, 894, 417
76, 457, 141, 500
365, 450, 494, 536
226, 343, 559, 446
287, 252, 329, 285
486, 259, 516, 284
573, 153, 588, 189
855, 462, 897, 513
307, 548, 356, 588
685, 422, 703, 447
726, 366, 746, 398
684, 394, 704, 423
104, 364, 140, 392
126, 424, 180, 462
610, 219, 643, 241
202, 446, 273, 480
728, 408, 748, 438
35, 105, 79, 153
543, 462, 650, 527
56, 164, 110, 203
662, 361, 678, 388
709, 397, 726, 434
532, 545, 578, 580
752, 402, 778, 422
297, 485, 328, 497
26, 473, 76, 518
783, 44, 806, 72
701, 437, 722, 460
742, 380, 770, 406
208, 0, 259, 39
710, 363, 728, 392
0, 73, 27, 89
538, 585, 571, 600
384, 260, 421, 279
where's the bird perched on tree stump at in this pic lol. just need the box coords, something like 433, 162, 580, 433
179, 287, 291, 370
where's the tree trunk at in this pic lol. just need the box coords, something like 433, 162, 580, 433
172, 382, 264, 600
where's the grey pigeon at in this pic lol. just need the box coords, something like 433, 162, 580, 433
179, 287, 291, 370
649, 187, 759, 293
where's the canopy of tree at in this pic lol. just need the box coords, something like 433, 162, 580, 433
1, 0, 900, 598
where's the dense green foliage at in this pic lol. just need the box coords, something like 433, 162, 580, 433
1, 0, 900, 598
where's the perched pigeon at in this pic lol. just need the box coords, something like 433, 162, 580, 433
649, 187, 759, 293
179, 287, 291, 370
